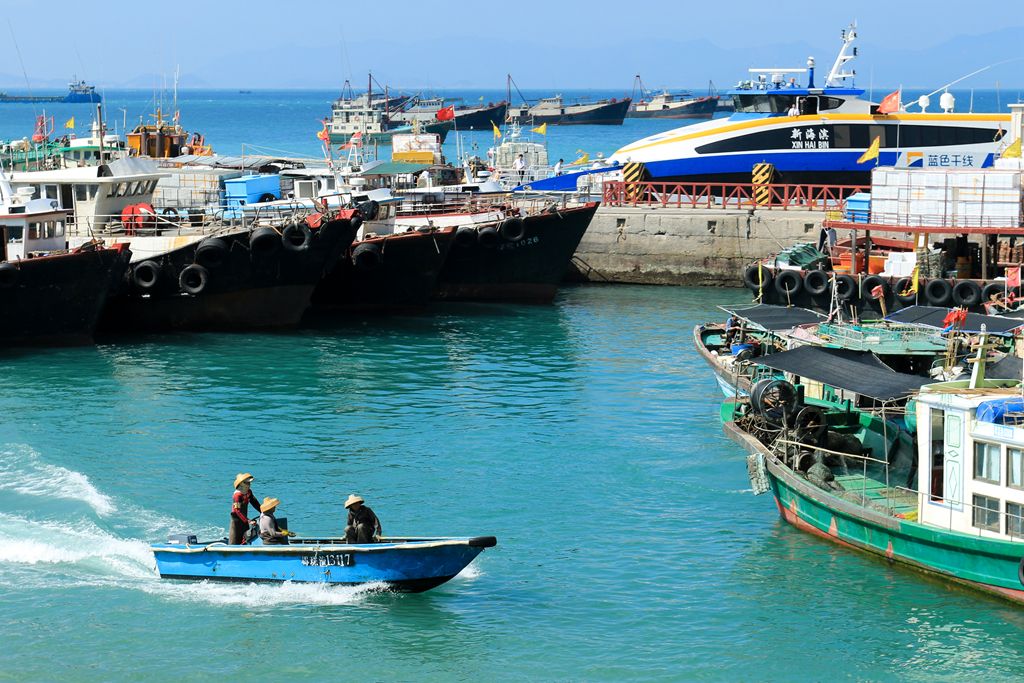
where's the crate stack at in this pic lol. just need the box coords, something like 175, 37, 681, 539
870, 168, 1023, 228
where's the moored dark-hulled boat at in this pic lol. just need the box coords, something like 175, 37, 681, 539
435, 203, 598, 303
508, 97, 631, 126
99, 213, 359, 333
310, 226, 456, 314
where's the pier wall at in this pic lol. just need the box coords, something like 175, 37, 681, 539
570, 206, 828, 286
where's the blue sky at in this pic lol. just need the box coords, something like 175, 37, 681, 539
2, 1, 1022, 90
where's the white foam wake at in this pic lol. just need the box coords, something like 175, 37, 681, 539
0, 445, 115, 516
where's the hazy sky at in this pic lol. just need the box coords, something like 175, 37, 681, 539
2, 1, 1022, 90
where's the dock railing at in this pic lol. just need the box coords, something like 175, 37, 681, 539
602, 181, 869, 210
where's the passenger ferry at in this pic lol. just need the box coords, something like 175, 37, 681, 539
531, 25, 1010, 190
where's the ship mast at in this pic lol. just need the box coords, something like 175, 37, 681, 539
825, 22, 858, 88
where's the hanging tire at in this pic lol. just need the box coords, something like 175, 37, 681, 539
195, 237, 229, 269
750, 378, 797, 417
774, 270, 803, 297
179, 264, 209, 295
356, 199, 380, 221
0, 262, 19, 288
161, 207, 180, 222
835, 274, 857, 302
862, 275, 888, 306
804, 270, 829, 297
925, 278, 953, 307
743, 264, 773, 292
794, 405, 828, 444
351, 242, 382, 270
478, 225, 500, 248
498, 216, 526, 242
132, 260, 161, 290
952, 280, 983, 308
894, 277, 918, 304
982, 282, 1007, 305
282, 223, 311, 251
349, 214, 363, 233
250, 227, 282, 258
455, 226, 477, 247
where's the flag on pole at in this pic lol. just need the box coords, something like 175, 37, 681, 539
1002, 138, 1022, 159
436, 105, 455, 122
877, 89, 900, 114
492, 121, 502, 139
316, 120, 330, 142
64, 116, 75, 129
857, 136, 881, 164
530, 123, 547, 135
898, 266, 919, 296
568, 151, 590, 166
1008, 265, 1021, 288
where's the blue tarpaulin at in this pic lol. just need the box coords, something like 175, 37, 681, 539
976, 397, 1024, 424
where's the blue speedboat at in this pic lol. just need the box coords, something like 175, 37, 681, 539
151, 534, 496, 592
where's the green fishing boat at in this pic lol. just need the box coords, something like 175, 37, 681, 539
723, 336, 1024, 605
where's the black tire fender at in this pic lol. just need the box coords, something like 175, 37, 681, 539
351, 242, 382, 270
282, 222, 312, 251
0, 261, 19, 288
498, 216, 526, 242
835, 274, 857, 302
179, 264, 209, 295
862, 275, 888, 304
774, 270, 803, 297
952, 280, 983, 308
982, 282, 1007, 304
249, 227, 282, 258
804, 270, 829, 297
925, 278, 953, 307
195, 237, 230, 269
257, 192, 277, 203
356, 199, 380, 221
455, 226, 477, 247
161, 207, 180, 222
743, 264, 773, 292
477, 225, 500, 248
132, 260, 161, 290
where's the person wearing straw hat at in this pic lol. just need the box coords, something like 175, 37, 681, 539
344, 494, 381, 544
258, 497, 295, 545
229, 473, 260, 545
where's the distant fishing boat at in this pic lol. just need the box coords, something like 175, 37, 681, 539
327, 75, 452, 145
389, 96, 509, 131
152, 534, 497, 592
0, 78, 101, 104
723, 335, 1024, 605
627, 76, 719, 119
507, 94, 631, 126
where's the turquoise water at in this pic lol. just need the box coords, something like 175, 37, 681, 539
4, 285, 1024, 681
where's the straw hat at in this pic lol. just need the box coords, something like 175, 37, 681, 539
344, 494, 364, 509
234, 473, 254, 488
260, 497, 281, 513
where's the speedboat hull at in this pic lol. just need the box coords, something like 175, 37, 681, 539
151, 536, 496, 592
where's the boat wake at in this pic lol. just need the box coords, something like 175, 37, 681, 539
0, 446, 388, 608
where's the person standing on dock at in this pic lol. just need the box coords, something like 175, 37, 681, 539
258, 497, 294, 544
344, 494, 382, 544
552, 159, 563, 177
513, 154, 526, 183
229, 473, 260, 545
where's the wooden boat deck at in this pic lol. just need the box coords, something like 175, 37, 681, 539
834, 474, 920, 520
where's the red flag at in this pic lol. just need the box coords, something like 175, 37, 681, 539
877, 90, 900, 115
870, 285, 885, 299
339, 131, 363, 149
436, 105, 456, 121
316, 120, 330, 142
1007, 266, 1021, 289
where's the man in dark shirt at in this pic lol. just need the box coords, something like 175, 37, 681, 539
344, 494, 381, 544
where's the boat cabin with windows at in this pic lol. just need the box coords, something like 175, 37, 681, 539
916, 379, 1024, 541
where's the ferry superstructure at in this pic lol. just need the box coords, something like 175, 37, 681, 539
529, 25, 1010, 190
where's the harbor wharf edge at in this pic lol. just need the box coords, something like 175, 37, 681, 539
570, 205, 828, 287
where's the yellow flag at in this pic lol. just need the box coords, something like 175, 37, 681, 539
530, 122, 547, 135
64, 116, 75, 129
568, 152, 590, 166
898, 266, 919, 297
857, 135, 880, 164
492, 121, 501, 139
1002, 137, 1022, 159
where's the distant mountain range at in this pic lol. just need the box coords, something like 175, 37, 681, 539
1, 26, 1022, 91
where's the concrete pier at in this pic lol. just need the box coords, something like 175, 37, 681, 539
570, 206, 828, 286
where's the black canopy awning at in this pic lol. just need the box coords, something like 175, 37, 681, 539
753, 346, 931, 401
987, 353, 1024, 380
885, 306, 1024, 335
723, 304, 824, 331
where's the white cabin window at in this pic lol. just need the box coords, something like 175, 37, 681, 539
974, 441, 1001, 484
44, 185, 58, 200
1008, 502, 1024, 539
4, 226, 22, 243
973, 494, 1000, 532
1009, 448, 1024, 490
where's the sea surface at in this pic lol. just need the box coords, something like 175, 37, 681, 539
4, 286, 1024, 681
